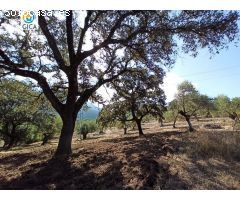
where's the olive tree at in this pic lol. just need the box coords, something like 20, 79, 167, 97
0, 10, 238, 155
198, 95, 215, 118
172, 81, 209, 132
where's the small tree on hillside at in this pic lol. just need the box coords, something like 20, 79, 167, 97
76, 120, 97, 140
213, 96, 240, 129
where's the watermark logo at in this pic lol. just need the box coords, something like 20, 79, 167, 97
22, 11, 35, 23
20, 11, 38, 30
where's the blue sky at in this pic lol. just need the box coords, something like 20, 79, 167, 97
163, 42, 240, 101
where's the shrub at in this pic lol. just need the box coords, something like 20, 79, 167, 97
76, 120, 97, 140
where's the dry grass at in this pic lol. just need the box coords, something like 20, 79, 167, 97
163, 128, 240, 189
190, 131, 240, 161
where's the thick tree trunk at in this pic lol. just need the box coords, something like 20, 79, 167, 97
136, 119, 144, 136
186, 117, 194, 132
55, 114, 76, 156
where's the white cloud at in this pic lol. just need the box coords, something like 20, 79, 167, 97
162, 72, 184, 102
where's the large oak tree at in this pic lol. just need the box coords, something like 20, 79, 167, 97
0, 10, 239, 155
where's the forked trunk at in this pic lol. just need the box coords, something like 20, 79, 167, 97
179, 111, 194, 132
55, 114, 76, 156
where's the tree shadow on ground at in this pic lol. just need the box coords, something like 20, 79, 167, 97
0, 152, 125, 189
0, 153, 38, 168
168, 153, 240, 189
1, 130, 238, 189
0, 131, 189, 189
102, 131, 190, 189
0, 149, 53, 171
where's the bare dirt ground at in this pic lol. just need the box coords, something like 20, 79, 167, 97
0, 118, 239, 189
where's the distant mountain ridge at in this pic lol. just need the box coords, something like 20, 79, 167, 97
77, 102, 101, 120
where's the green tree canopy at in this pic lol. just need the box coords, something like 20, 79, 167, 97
213, 96, 240, 129
97, 100, 132, 134
0, 79, 56, 148
213, 95, 231, 117
104, 67, 166, 136
171, 81, 208, 131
